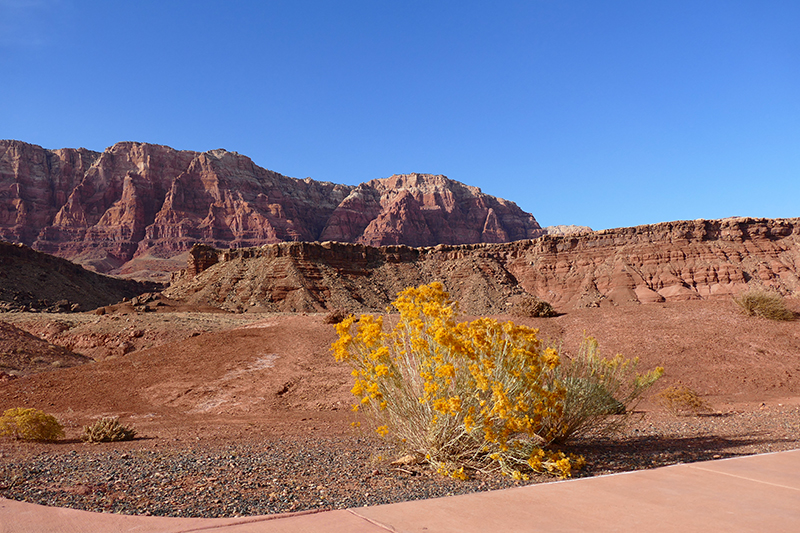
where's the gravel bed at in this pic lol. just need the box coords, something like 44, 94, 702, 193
1, 404, 799, 518
0, 437, 531, 517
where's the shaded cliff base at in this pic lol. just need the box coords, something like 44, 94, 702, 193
0, 242, 160, 313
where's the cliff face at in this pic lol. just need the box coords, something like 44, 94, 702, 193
511, 217, 800, 308
164, 217, 800, 314
320, 174, 541, 246
0, 141, 543, 278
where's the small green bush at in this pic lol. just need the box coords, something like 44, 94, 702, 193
81, 417, 136, 443
544, 336, 663, 443
734, 288, 793, 321
0, 407, 64, 441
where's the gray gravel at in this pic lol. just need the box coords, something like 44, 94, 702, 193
0, 437, 532, 517
1, 405, 798, 518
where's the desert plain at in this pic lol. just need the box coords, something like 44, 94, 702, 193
0, 295, 798, 517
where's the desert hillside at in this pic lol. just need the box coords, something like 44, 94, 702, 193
0, 241, 157, 313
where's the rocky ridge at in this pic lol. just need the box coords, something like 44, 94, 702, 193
164, 217, 800, 313
0, 140, 543, 280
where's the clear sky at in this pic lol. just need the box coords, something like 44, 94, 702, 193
1, 1, 798, 230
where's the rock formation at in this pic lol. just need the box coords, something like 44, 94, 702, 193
543, 225, 593, 236
164, 217, 800, 314
0, 140, 543, 279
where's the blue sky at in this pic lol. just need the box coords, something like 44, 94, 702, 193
1, 1, 798, 230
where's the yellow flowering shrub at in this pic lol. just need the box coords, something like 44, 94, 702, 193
332, 282, 582, 479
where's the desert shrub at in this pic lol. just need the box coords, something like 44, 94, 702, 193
0, 407, 64, 441
334, 283, 585, 480
733, 288, 793, 321
544, 336, 664, 443
512, 296, 558, 318
323, 308, 349, 325
81, 416, 136, 443
657, 384, 710, 416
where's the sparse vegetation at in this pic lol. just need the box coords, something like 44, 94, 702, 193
511, 296, 558, 318
0, 407, 64, 441
545, 336, 664, 443
657, 384, 711, 416
81, 416, 137, 443
733, 287, 793, 321
333, 282, 663, 480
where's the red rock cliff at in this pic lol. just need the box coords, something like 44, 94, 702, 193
0, 141, 543, 277
165, 217, 800, 313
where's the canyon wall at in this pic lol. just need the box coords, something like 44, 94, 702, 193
0, 140, 543, 279
164, 217, 800, 314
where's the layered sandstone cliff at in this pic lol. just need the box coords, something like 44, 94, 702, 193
0, 140, 543, 279
164, 217, 800, 314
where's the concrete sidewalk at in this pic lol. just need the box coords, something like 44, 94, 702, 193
2, 449, 798, 532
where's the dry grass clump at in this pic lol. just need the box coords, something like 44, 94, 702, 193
333, 282, 663, 480
81, 417, 136, 443
0, 407, 64, 441
733, 288, 793, 321
511, 296, 558, 318
657, 384, 711, 416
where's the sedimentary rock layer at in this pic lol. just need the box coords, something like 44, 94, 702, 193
164, 217, 800, 313
0, 140, 543, 278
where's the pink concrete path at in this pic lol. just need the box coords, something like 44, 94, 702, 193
2, 449, 798, 532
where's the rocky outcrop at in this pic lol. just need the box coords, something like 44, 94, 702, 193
511, 217, 800, 308
543, 225, 593, 236
320, 174, 541, 246
164, 217, 800, 314
0, 140, 543, 279
0, 242, 158, 312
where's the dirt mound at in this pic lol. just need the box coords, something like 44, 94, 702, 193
0, 242, 159, 313
0, 314, 354, 440
2, 310, 265, 362
0, 321, 90, 376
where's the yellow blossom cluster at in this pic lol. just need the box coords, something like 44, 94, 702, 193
332, 282, 585, 480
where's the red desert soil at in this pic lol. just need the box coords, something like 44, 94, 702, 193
1, 299, 799, 517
